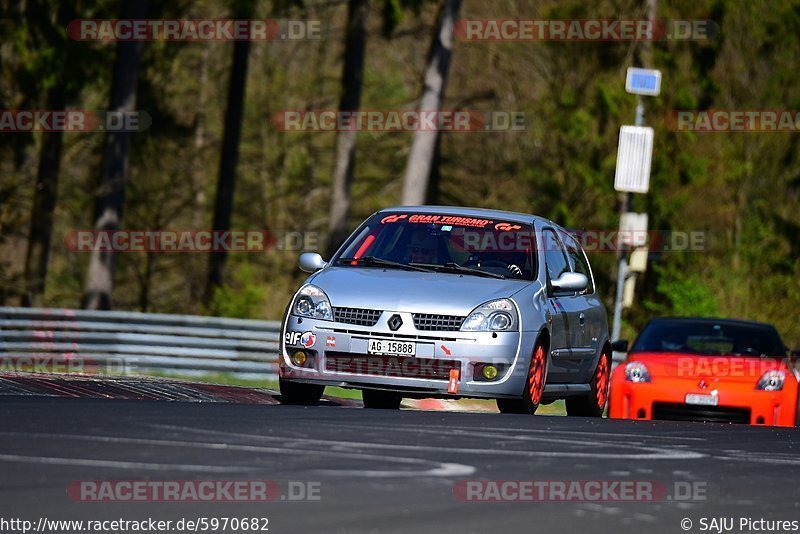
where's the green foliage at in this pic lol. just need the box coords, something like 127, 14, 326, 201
644, 263, 720, 318
209, 262, 267, 318
381, 0, 428, 37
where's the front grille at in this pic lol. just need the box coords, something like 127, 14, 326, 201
651, 402, 751, 424
333, 307, 382, 327
325, 352, 460, 381
412, 313, 465, 331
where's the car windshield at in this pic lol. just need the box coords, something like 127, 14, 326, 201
630, 320, 786, 358
335, 212, 536, 280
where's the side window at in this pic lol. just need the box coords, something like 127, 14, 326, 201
542, 229, 569, 281
561, 231, 595, 294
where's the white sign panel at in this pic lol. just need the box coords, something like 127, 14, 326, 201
622, 276, 637, 309
614, 125, 654, 194
619, 212, 648, 248
625, 67, 662, 96
628, 246, 649, 273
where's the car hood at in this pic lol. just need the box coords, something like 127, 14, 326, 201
308, 266, 530, 314
627, 352, 790, 382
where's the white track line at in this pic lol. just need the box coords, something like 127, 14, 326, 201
0, 430, 476, 478
0, 453, 251, 473
148, 424, 705, 461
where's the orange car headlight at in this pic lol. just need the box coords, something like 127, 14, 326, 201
624, 362, 651, 383
756, 370, 785, 391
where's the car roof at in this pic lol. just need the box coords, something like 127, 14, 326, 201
378, 205, 552, 226
645, 316, 778, 330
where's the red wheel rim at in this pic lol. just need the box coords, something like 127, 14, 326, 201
528, 344, 546, 405
594, 353, 610, 410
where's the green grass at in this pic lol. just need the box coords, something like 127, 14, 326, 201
536, 400, 567, 416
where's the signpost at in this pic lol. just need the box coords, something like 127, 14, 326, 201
611, 67, 662, 348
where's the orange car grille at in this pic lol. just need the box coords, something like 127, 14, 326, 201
652, 402, 751, 424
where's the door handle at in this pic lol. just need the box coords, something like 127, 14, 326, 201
579, 312, 585, 326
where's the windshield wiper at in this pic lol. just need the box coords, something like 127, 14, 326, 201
337, 256, 436, 273
409, 261, 506, 280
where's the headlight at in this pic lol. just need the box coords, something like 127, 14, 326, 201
756, 370, 785, 391
625, 361, 651, 383
292, 285, 333, 321
461, 299, 518, 332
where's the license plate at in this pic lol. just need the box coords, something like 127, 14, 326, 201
368, 339, 416, 356
685, 394, 718, 406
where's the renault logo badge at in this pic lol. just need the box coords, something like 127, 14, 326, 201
388, 314, 403, 331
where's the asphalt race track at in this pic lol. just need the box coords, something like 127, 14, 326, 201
0, 378, 798, 533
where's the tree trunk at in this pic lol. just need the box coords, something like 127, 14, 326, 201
82, 0, 147, 310
204, 0, 254, 306
21, 0, 73, 307
400, 0, 462, 206
22, 86, 65, 307
139, 252, 154, 313
426, 133, 443, 204
326, 0, 369, 258
189, 47, 210, 306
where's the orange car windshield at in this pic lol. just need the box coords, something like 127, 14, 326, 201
631, 320, 786, 358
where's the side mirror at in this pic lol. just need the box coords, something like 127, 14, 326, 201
790, 349, 800, 364
298, 252, 327, 273
611, 340, 629, 353
550, 272, 588, 294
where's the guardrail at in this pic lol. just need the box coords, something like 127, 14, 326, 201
0, 307, 280, 378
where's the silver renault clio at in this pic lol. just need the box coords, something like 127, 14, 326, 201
279, 206, 611, 415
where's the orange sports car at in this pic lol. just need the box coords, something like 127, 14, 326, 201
609, 317, 800, 427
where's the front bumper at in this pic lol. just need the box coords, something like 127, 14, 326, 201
608, 368, 798, 427
279, 314, 531, 399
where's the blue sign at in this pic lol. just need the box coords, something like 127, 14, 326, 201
625, 68, 661, 96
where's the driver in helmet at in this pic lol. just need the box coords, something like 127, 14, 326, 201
406, 230, 440, 264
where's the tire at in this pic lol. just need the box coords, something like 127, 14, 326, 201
566, 348, 611, 417
362, 389, 402, 409
279, 378, 324, 406
497, 337, 548, 415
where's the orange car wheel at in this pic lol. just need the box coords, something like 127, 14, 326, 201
497, 337, 548, 415
566, 348, 611, 417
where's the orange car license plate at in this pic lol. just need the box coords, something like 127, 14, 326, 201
685, 394, 718, 406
